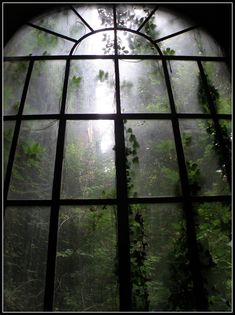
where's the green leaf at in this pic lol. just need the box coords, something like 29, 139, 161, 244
129, 134, 136, 142
133, 140, 140, 149
132, 156, 139, 164
96, 69, 109, 82
22, 142, 44, 158
11, 101, 20, 112
163, 47, 175, 55
57, 249, 73, 257
72, 75, 82, 86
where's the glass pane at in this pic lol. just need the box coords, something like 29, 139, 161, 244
116, 5, 155, 30
160, 28, 224, 57
31, 7, 89, 41
54, 205, 118, 311
218, 119, 231, 181
4, 61, 28, 115
24, 60, 66, 114
61, 121, 116, 199
73, 30, 114, 55
66, 60, 115, 113
129, 204, 193, 311
219, 120, 231, 142
8, 120, 58, 200
119, 60, 169, 113
4, 121, 15, 177
4, 207, 50, 311
117, 31, 158, 55
194, 202, 231, 311
143, 7, 193, 40
169, 61, 204, 113
125, 120, 181, 197
74, 5, 114, 29
202, 62, 231, 114
179, 119, 230, 196
4, 25, 74, 57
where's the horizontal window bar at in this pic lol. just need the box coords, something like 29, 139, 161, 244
4, 113, 232, 121
5, 195, 231, 207
60, 199, 117, 205
4, 114, 61, 120
128, 195, 231, 204
4, 55, 227, 62
122, 113, 232, 120
5, 200, 53, 207
4, 199, 116, 207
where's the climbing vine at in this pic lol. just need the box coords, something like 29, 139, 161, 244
124, 121, 150, 311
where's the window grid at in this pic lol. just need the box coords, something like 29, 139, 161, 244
4, 4, 231, 312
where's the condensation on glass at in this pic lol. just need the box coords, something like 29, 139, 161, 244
179, 119, 230, 196
160, 28, 223, 57
54, 205, 119, 311
193, 202, 231, 311
8, 120, 58, 200
4, 25, 75, 57
74, 5, 114, 29
129, 203, 189, 311
119, 60, 169, 113
169, 61, 203, 113
24, 60, 66, 114
73, 31, 115, 55
142, 7, 193, 41
61, 120, 116, 199
66, 60, 115, 113
117, 31, 158, 55
125, 120, 181, 197
202, 61, 231, 114
4, 207, 50, 311
116, 4, 155, 30
4, 61, 29, 115
30, 6, 89, 40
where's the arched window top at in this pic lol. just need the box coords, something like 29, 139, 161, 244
4, 4, 224, 57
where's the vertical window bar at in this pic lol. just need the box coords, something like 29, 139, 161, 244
136, 6, 159, 32
43, 59, 70, 311
197, 61, 231, 189
70, 5, 94, 32
113, 5, 132, 311
162, 58, 208, 311
4, 60, 34, 209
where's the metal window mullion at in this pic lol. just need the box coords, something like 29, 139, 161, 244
4, 113, 232, 122
197, 61, 231, 189
4, 60, 34, 209
113, 5, 132, 311
70, 5, 94, 32
162, 58, 208, 310
27, 22, 77, 43
154, 25, 198, 43
4, 55, 227, 62
43, 59, 70, 311
4, 194, 231, 208
136, 6, 159, 32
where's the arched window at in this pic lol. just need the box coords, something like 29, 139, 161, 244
3, 4, 231, 312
